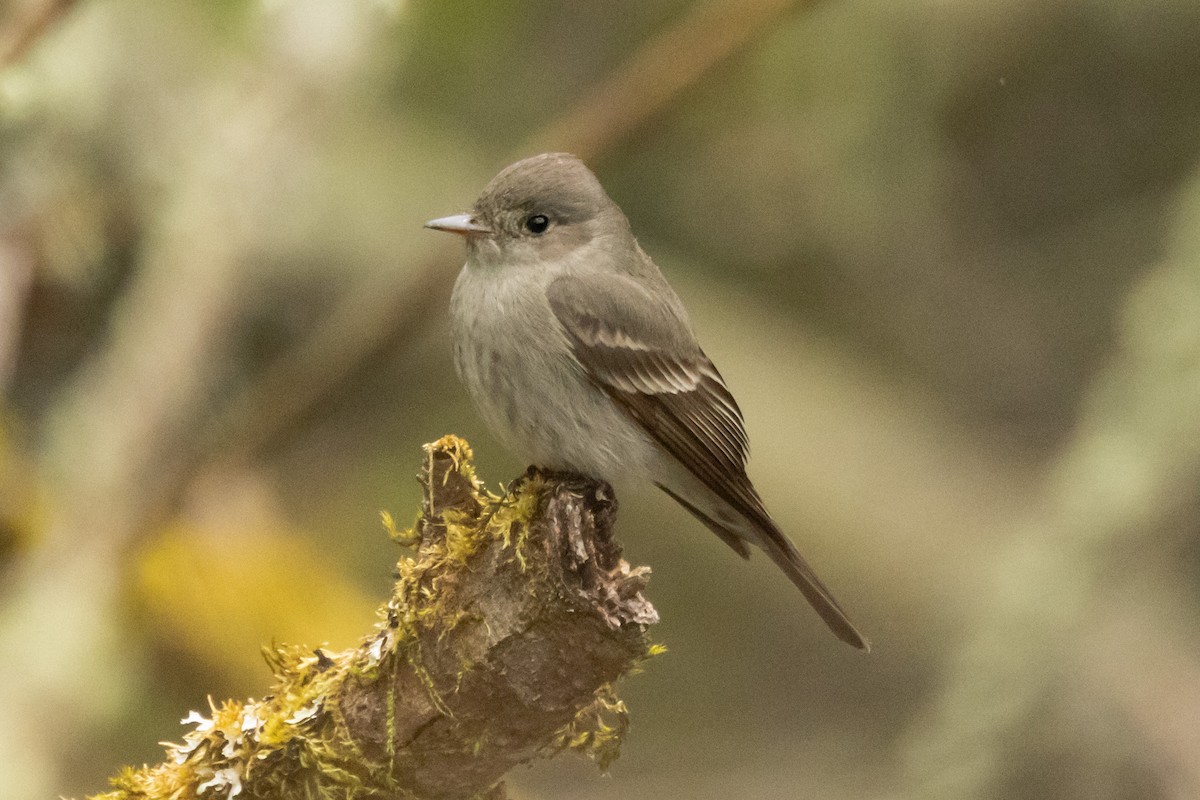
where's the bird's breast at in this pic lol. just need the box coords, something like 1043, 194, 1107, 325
450, 266, 655, 483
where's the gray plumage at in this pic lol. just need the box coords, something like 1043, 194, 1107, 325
428, 152, 868, 650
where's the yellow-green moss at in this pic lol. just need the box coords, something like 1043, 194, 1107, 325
493, 481, 544, 572
546, 684, 629, 773
380, 510, 419, 547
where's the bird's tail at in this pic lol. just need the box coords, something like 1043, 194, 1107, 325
660, 481, 869, 651
754, 517, 870, 651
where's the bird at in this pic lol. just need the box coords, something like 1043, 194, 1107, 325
425, 152, 868, 650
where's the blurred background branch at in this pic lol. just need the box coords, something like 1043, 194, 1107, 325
526, 0, 809, 162
0, 0, 77, 68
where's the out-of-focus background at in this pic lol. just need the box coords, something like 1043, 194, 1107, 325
3, 0, 1200, 798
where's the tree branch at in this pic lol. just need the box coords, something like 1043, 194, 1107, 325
0, 0, 78, 69
93, 436, 658, 800
525, 0, 807, 163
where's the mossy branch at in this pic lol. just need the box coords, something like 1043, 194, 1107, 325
94, 436, 659, 800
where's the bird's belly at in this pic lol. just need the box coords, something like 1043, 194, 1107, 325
454, 312, 655, 484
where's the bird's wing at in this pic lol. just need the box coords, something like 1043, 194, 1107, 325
545, 272, 760, 526
547, 272, 870, 650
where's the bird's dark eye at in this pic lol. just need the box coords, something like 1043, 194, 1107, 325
524, 214, 550, 235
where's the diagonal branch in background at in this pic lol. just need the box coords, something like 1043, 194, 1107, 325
0, 0, 79, 69
93, 436, 659, 800
524, 0, 804, 163
208, 0, 809, 463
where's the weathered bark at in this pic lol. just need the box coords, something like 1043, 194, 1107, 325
95, 436, 658, 800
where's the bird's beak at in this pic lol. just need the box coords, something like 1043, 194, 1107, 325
424, 213, 491, 237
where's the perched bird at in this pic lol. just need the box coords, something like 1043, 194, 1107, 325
426, 152, 868, 650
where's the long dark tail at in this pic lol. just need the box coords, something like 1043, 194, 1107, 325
754, 517, 870, 651
659, 482, 870, 651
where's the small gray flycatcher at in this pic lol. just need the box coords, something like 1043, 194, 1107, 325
426, 152, 868, 650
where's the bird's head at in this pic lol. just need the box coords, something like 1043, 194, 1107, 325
425, 152, 631, 271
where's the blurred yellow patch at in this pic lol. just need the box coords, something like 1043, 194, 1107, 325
0, 414, 46, 556
135, 523, 378, 682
